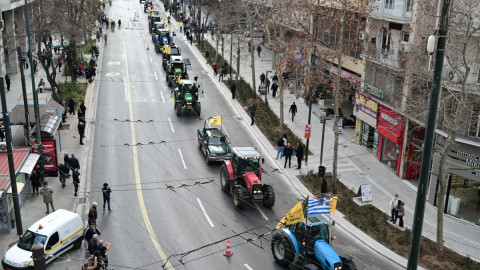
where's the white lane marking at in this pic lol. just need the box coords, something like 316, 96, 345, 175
142, 34, 145, 39
150, 56, 153, 63
255, 204, 269, 220
196, 198, 215, 227
178, 148, 187, 169
154, 71, 158, 80
244, 264, 254, 270
168, 117, 174, 133
160, 92, 165, 103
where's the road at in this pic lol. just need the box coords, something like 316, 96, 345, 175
49, 0, 400, 269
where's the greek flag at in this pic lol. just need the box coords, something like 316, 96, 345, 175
307, 197, 330, 215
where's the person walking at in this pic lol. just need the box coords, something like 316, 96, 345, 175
271, 82, 278, 98
230, 81, 236, 99
68, 97, 76, 115
5, 74, 10, 91
64, 152, 71, 176
179, 21, 183, 33
205, 50, 210, 63
70, 153, 80, 174
396, 200, 405, 229
40, 182, 54, 214
256, 45, 262, 57
57, 57, 62, 72
248, 103, 256, 126
390, 194, 399, 222
78, 120, 86, 145
72, 168, 80, 197
276, 137, 285, 159
260, 73, 266, 85
58, 162, 69, 187
284, 143, 293, 168
29, 171, 41, 196
321, 178, 327, 197
88, 202, 98, 225
294, 143, 304, 170
289, 102, 297, 122
212, 62, 217, 75
102, 183, 112, 212
80, 102, 87, 117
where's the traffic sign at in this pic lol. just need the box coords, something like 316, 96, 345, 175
304, 124, 311, 138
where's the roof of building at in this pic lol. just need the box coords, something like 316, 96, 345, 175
0, 147, 30, 176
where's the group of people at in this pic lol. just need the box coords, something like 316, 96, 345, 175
275, 135, 304, 169
390, 194, 406, 229
83, 202, 112, 269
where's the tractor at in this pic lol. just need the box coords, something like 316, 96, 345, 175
220, 147, 275, 210
153, 29, 172, 52
272, 214, 356, 270
162, 44, 181, 69
165, 56, 190, 87
149, 15, 162, 33
143, 0, 152, 13
171, 80, 203, 117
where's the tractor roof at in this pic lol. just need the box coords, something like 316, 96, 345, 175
179, 80, 196, 84
232, 147, 260, 159
171, 56, 183, 61
305, 214, 329, 227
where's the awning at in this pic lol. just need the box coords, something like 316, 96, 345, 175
19, 153, 40, 174
31, 114, 62, 139
7, 182, 25, 194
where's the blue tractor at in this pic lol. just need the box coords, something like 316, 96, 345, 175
271, 214, 356, 270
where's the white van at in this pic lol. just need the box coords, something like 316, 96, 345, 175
2, 209, 84, 270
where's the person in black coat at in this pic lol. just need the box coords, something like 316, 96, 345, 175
68, 97, 76, 115
78, 120, 86, 145
5, 74, 10, 91
260, 73, 266, 85
29, 171, 41, 195
70, 154, 80, 174
294, 143, 304, 170
80, 102, 87, 116
321, 178, 327, 197
271, 82, 278, 98
284, 143, 293, 168
58, 162, 69, 187
289, 102, 297, 122
230, 82, 236, 99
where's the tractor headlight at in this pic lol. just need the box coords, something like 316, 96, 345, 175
186, 101, 192, 105
334, 266, 341, 270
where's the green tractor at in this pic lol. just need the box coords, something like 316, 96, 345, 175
166, 56, 190, 87
171, 80, 203, 117
149, 15, 162, 33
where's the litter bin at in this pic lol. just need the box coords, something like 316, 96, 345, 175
318, 166, 326, 177
258, 84, 267, 95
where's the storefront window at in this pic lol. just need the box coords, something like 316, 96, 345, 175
439, 174, 480, 224
381, 137, 399, 171
362, 122, 374, 149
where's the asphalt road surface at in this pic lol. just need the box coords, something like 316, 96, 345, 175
48, 1, 401, 269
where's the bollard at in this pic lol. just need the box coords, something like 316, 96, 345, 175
317, 166, 326, 177
32, 242, 46, 270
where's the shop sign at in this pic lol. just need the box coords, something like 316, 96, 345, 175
377, 106, 405, 144
330, 66, 362, 84
355, 92, 378, 127
455, 151, 480, 168
364, 83, 384, 99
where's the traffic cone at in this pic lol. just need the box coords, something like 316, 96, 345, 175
224, 240, 233, 257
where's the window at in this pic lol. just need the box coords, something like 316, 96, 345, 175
385, 0, 395, 9
46, 232, 59, 250
401, 31, 410, 42
406, 0, 412, 12
381, 29, 391, 52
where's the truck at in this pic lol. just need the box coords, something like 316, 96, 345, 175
171, 80, 203, 117
197, 125, 232, 164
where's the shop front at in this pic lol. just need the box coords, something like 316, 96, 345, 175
376, 105, 405, 176
430, 140, 480, 225
354, 92, 379, 155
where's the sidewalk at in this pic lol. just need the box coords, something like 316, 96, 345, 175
196, 31, 480, 262
0, 44, 102, 259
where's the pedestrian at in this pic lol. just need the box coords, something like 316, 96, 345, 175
272, 72, 278, 83
271, 82, 278, 98
58, 162, 69, 187
265, 78, 271, 93
82, 255, 98, 270
89, 58, 96, 68
104, 33, 108, 45
102, 183, 112, 212
38, 78, 45, 88
80, 102, 87, 117
321, 178, 327, 197
78, 108, 85, 120
289, 102, 297, 122
218, 67, 224, 81
212, 61, 217, 75
68, 97, 76, 115
96, 240, 111, 264
248, 42, 251, 52
88, 202, 98, 225
284, 143, 293, 168
78, 120, 85, 145
89, 234, 99, 255
72, 168, 80, 197
179, 21, 183, 33
276, 137, 285, 159
230, 81, 236, 99
256, 45, 262, 57
29, 171, 41, 196
390, 194, 399, 222
57, 57, 62, 72
248, 103, 256, 126
5, 74, 10, 91
294, 143, 304, 170
260, 73, 266, 85
396, 200, 405, 229
0, 129, 4, 142
70, 153, 80, 174
40, 182, 54, 214
205, 50, 210, 63
63, 152, 71, 176
222, 64, 228, 80
83, 224, 101, 247
189, 34, 193, 45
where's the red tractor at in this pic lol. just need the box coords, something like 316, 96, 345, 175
220, 147, 275, 210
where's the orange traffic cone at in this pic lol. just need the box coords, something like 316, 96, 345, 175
224, 240, 233, 257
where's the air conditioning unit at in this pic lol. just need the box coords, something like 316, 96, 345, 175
359, 31, 365, 40
0, 142, 7, 153
400, 41, 412, 52
448, 71, 461, 83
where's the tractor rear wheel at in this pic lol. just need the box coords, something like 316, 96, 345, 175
194, 103, 201, 116
302, 264, 319, 270
168, 80, 172, 87
175, 103, 181, 117
220, 164, 231, 191
271, 233, 295, 267
233, 187, 247, 210
341, 256, 357, 270
262, 185, 275, 208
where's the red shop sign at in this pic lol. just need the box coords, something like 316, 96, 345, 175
377, 106, 405, 144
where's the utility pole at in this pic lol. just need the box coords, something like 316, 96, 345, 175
305, 96, 312, 164
407, 0, 452, 268
197, 5, 201, 44
249, 21, 256, 98
24, 0, 45, 184
17, 47, 30, 143
0, 78, 23, 235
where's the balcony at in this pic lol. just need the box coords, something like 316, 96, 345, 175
442, 66, 480, 89
370, 0, 412, 24
364, 43, 402, 69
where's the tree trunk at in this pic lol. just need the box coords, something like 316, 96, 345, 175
280, 82, 284, 130
221, 36, 225, 62
236, 36, 241, 81
250, 21, 256, 98
215, 32, 220, 63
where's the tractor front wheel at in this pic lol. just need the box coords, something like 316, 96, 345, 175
220, 164, 231, 191
168, 79, 173, 87
233, 187, 247, 210
205, 152, 211, 164
271, 233, 295, 267
262, 185, 275, 208
194, 103, 201, 116
175, 103, 181, 117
